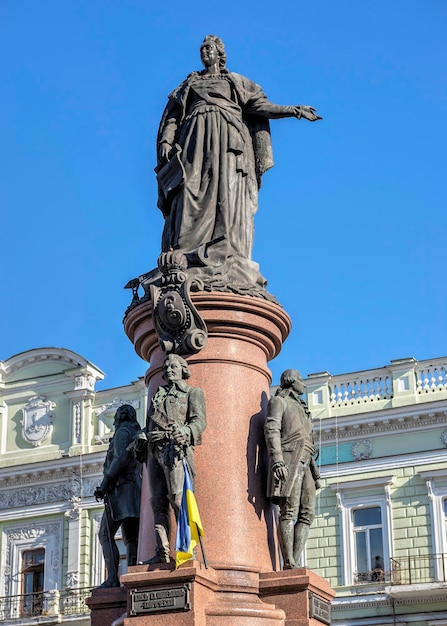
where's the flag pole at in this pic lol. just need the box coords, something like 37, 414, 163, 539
198, 528, 208, 569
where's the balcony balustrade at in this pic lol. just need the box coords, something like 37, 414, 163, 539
390, 553, 447, 585
0, 587, 93, 622
306, 356, 447, 418
352, 554, 447, 587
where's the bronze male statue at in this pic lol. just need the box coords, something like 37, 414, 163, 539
264, 369, 320, 569
94, 404, 142, 587
134, 354, 206, 563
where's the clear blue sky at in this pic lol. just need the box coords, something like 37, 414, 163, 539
2, 1, 446, 389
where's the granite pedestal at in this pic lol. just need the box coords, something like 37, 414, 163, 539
87, 292, 334, 624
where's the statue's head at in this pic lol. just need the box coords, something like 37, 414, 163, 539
200, 35, 226, 70
114, 404, 137, 426
162, 353, 191, 383
279, 369, 304, 395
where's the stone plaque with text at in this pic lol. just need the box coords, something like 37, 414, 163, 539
130, 584, 191, 615
309, 592, 331, 625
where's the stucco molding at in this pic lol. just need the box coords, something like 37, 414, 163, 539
0, 476, 98, 510
316, 411, 447, 443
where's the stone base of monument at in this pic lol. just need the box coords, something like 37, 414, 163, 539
87, 563, 334, 626
94, 292, 337, 625
86, 585, 127, 625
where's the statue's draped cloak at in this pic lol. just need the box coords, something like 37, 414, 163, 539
157, 71, 276, 262
104, 422, 142, 522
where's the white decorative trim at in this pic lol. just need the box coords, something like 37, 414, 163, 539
95, 397, 140, 442
94, 435, 112, 445
351, 439, 373, 460
66, 572, 79, 588
74, 403, 81, 443
426, 479, 434, 502
95, 397, 139, 418
75, 373, 96, 391
92, 512, 104, 588
418, 469, 447, 580
65, 496, 82, 521
441, 429, 447, 448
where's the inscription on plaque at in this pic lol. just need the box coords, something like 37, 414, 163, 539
309, 592, 331, 625
130, 584, 191, 615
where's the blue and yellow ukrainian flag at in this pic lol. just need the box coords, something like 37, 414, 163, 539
175, 460, 204, 568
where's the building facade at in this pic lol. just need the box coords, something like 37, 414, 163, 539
305, 357, 447, 625
1, 348, 446, 624
0, 348, 147, 625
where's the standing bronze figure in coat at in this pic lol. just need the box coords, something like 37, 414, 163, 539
134, 354, 207, 564
94, 404, 142, 587
265, 369, 320, 569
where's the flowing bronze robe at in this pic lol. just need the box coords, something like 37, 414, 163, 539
157, 70, 296, 262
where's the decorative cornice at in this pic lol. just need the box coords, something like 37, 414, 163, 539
1, 348, 103, 379
0, 458, 103, 489
315, 410, 447, 442
321, 449, 447, 479
333, 593, 447, 610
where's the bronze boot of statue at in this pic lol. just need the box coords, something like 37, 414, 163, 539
278, 519, 296, 570
126, 540, 138, 567
98, 539, 120, 588
293, 522, 311, 567
140, 524, 170, 564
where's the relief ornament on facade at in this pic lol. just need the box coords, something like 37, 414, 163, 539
21, 396, 56, 447
351, 439, 373, 460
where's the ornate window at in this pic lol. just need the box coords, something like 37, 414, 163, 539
0, 521, 62, 620
21, 549, 45, 616
330, 475, 395, 586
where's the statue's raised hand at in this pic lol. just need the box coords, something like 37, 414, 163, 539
298, 105, 322, 122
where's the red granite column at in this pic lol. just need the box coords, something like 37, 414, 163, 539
124, 292, 291, 572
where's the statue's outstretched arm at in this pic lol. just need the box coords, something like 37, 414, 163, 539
245, 98, 322, 122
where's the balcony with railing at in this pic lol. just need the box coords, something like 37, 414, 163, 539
390, 553, 447, 586
306, 356, 447, 418
350, 554, 447, 599
0, 587, 93, 623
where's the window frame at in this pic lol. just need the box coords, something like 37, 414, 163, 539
352, 505, 385, 583
330, 475, 395, 586
1, 520, 62, 620
21, 548, 45, 617
419, 469, 447, 581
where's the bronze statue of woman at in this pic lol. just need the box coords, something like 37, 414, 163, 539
156, 35, 321, 294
